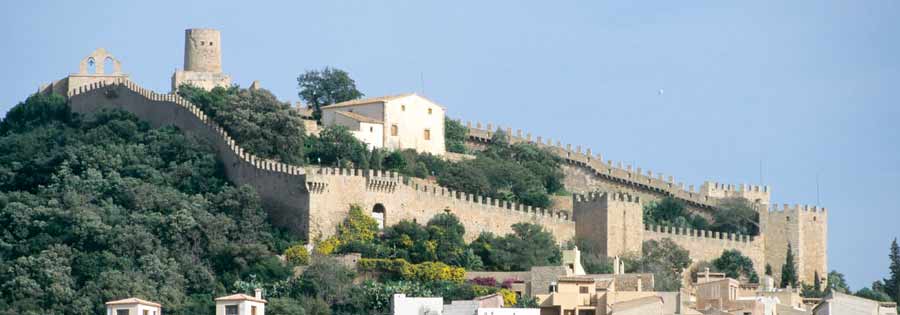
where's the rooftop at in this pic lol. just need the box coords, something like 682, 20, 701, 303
215, 294, 267, 303
335, 110, 383, 124
105, 298, 161, 307
324, 93, 415, 108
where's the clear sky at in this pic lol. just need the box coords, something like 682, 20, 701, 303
2, 1, 898, 290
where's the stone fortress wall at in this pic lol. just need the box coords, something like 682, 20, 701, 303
463, 120, 827, 284
63, 79, 575, 243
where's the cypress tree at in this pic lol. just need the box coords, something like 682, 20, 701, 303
765, 264, 773, 276
884, 238, 900, 303
814, 270, 822, 292
780, 243, 799, 288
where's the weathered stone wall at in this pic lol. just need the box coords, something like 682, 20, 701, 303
765, 204, 827, 285
306, 167, 576, 242
644, 225, 766, 278
574, 192, 643, 257
67, 80, 311, 238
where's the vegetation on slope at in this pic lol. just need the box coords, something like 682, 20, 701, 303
644, 196, 760, 235
0, 94, 298, 315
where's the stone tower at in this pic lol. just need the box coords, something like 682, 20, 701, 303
184, 28, 222, 73
763, 204, 828, 286
573, 192, 643, 257
171, 28, 232, 92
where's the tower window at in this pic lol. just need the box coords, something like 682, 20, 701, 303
210, 41, 214, 46
424, 129, 431, 140
391, 125, 398, 136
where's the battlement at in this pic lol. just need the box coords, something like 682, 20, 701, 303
645, 224, 756, 244
462, 120, 727, 210
768, 203, 827, 214
67, 78, 306, 178
573, 191, 641, 204
306, 166, 574, 222
700, 181, 771, 204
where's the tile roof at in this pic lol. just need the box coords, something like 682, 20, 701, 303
215, 294, 267, 303
105, 298, 162, 307
609, 296, 663, 312
323, 93, 416, 108
335, 110, 383, 124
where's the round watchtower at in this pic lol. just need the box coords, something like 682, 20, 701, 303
183, 28, 222, 73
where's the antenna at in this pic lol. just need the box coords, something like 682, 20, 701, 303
420, 72, 425, 95
816, 172, 820, 206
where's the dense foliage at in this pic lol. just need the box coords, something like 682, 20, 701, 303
712, 250, 759, 283
624, 238, 692, 291
444, 119, 468, 153
296, 67, 364, 121
0, 94, 296, 315
178, 85, 307, 164
643, 196, 759, 236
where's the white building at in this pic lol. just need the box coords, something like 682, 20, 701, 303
393, 293, 444, 315
813, 291, 898, 315
476, 308, 540, 315
321, 93, 446, 156
215, 289, 267, 315
105, 297, 162, 315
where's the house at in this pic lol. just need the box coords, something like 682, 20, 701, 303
812, 291, 898, 315
215, 289, 267, 315
321, 94, 446, 155
105, 298, 162, 315
608, 296, 664, 315
393, 293, 444, 315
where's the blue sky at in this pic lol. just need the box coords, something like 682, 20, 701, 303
2, 1, 898, 290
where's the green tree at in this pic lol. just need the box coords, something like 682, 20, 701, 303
306, 126, 369, 168
780, 243, 799, 288
178, 85, 307, 164
856, 281, 893, 302
444, 119, 468, 153
626, 238, 693, 291
425, 213, 467, 266
712, 250, 759, 283
469, 223, 561, 271
268, 297, 307, 315
297, 67, 363, 121
294, 257, 356, 305
884, 238, 900, 303
336, 204, 380, 245
827, 270, 851, 294
712, 197, 760, 235
765, 264, 773, 276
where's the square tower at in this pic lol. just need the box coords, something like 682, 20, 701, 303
573, 192, 643, 257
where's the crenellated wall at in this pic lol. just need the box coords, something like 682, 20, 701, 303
64, 80, 825, 285
67, 79, 311, 236
305, 167, 575, 242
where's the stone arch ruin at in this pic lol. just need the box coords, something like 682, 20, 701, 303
78, 48, 122, 75
372, 203, 386, 229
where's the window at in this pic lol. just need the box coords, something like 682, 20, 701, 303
786, 216, 790, 222
210, 41, 214, 46
401, 105, 406, 111
580, 286, 589, 293
369, 126, 373, 132
391, 125, 398, 136
144, 310, 149, 315
424, 129, 431, 140
117, 310, 129, 315
225, 305, 239, 315
200, 41, 205, 46
428, 108, 433, 114
251, 306, 257, 315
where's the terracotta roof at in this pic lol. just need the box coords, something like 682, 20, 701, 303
105, 298, 162, 307
323, 93, 415, 108
557, 276, 597, 283
609, 296, 663, 312
215, 294, 267, 303
335, 110, 383, 124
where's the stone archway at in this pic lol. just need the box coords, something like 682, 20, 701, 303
372, 203, 386, 229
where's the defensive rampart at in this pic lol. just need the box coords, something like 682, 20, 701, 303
67, 79, 311, 236
305, 167, 575, 242
65, 80, 576, 243
644, 225, 766, 277
463, 121, 771, 212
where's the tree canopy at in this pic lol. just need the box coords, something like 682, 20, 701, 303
624, 238, 692, 291
0, 94, 296, 315
712, 249, 759, 283
297, 67, 364, 121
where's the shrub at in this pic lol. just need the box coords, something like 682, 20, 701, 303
498, 288, 517, 307
358, 258, 465, 283
284, 244, 310, 265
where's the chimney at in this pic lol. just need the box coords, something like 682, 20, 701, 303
254, 288, 262, 299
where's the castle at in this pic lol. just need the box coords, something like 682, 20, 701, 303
43, 28, 827, 287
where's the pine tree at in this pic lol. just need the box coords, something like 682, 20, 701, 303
883, 238, 900, 303
780, 243, 799, 288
